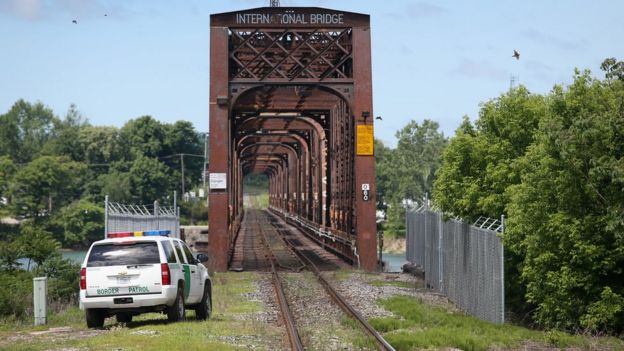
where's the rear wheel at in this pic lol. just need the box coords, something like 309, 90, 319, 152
167, 286, 185, 322
195, 283, 212, 320
116, 313, 132, 324
85, 309, 105, 329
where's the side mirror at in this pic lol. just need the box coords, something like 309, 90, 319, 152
196, 253, 209, 263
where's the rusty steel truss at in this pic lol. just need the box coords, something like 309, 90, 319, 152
208, 7, 377, 271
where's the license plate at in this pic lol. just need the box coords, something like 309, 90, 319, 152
117, 276, 131, 284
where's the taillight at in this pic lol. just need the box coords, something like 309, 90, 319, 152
161, 263, 171, 285
80, 268, 86, 290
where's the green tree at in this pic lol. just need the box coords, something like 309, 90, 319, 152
377, 120, 446, 236
79, 126, 122, 165
506, 70, 624, 332
0, 240, 22, 272
41, 104, 90, 161
162, 121, 204, 194
433, 86, 546, 220
0, 100, 58, 163
16, 225, 61, 270
393, 119, 447, 203
9, 156, 87, 219
0, 156, 16, 209
98, 167, 133, 203
600, 57, 624, 82
51, 199, 104, 248
128, 156, 175, 204
374, 138, 393, 215
120, 116, 166, 159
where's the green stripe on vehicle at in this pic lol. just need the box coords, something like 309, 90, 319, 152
183, 265, 191, 299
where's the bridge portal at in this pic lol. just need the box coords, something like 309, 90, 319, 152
208, 6, 377, 271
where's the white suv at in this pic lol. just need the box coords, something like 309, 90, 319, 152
79, 231, 212, 328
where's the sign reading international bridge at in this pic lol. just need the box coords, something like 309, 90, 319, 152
211, 7, 370, 29
235, 12, 345, 25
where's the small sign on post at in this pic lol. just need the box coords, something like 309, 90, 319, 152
361, 183, 371, 202
209, 173, 227, 190
33, 277, 47, 326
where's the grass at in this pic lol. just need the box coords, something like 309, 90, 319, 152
369, 295, 624, 351
243, 191, 269, 209
0, 272, 284, 351
369, 280, 417, 289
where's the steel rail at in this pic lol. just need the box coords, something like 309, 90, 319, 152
254, 213, 305, 351
268, 211, 396, 351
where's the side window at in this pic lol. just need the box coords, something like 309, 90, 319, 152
182, 243, 195, 265
174, 241, 187, 264
162, 241, 178, 263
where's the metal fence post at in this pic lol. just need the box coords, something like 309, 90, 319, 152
438, 211, 443, 291
500, 214, 506, 324
104, 195, 109, 239
177, 206, 181, 239
33, 277, 47, 326
154, 201, 159, 230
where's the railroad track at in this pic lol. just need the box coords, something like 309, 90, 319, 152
244, 209, 395, 351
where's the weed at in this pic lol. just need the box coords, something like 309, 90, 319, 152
370, 295, 624, 351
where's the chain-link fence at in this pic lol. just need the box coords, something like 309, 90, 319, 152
406, 208, 505, 324
104, 195, 180, 239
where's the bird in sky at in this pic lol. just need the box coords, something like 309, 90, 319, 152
375, 116, 383, 120
512, 50, 520, 60
72, 19, 77, 24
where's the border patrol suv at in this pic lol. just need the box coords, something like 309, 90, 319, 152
79, 230, 212, 328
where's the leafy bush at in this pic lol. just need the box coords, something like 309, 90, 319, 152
16, 224, 60, 270
36, 256, 80, 303
180, 199, 208, 225
0, 270, 33, 317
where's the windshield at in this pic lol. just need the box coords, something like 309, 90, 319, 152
87, 242, 160, 267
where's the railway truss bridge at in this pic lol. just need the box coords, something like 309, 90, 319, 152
208, 6, 377, 271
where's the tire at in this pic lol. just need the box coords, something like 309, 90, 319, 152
85, 309, 105, 329
167, 286, 185, 322
116, 313, 132, 324
195, 283, 212, 320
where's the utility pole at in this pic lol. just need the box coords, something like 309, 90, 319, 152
510, 75, 518, 90
203, 133, 208, 190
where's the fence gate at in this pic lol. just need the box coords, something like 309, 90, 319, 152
104, 195, 180, 239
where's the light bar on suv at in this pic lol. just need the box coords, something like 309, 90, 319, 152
107, 230, 170, 238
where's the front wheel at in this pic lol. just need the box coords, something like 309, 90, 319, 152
85, 308, 105, 328
195, 284, 212, 320
167, 286, 185, 322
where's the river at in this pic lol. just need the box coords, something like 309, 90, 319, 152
17, 250, 87, 270
381, 252, 407, 272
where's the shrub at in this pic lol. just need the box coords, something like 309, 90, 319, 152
0, 270, 33, 317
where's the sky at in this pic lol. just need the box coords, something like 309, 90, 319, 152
1, 0, 623, 147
